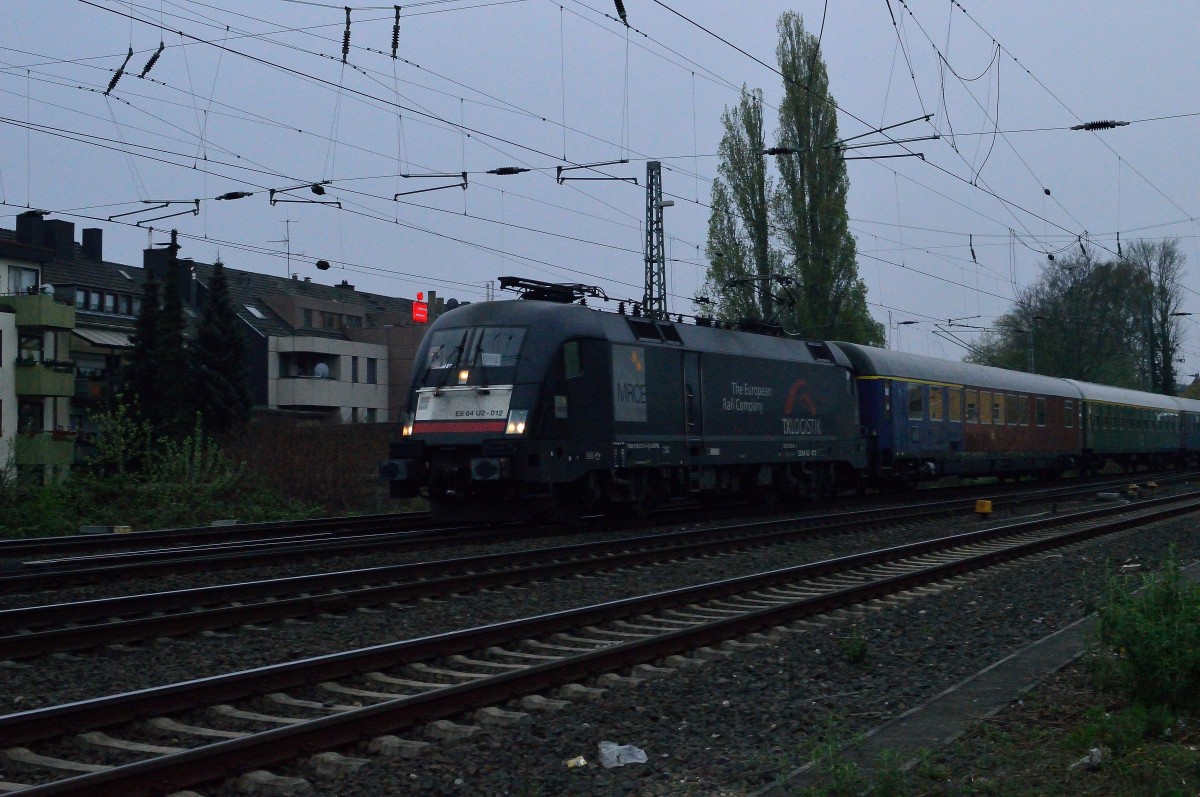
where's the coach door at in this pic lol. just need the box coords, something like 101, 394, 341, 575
683, 351, 703, 456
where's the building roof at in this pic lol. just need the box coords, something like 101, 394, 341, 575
2, 227, 419, 341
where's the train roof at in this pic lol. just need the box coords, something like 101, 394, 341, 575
1063, 379, 1182, 411
433, 298, 853, 367
830, 342, 1079, 397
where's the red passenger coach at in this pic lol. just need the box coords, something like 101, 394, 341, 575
832, 343, 1083, 484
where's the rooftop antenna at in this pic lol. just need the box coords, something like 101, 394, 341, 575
269, 219, 298, 278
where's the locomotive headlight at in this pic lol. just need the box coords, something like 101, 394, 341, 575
505, 409, 528, 435
401, 412, 414, 437
458, 369, 470, 384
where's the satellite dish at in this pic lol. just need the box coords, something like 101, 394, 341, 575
316, 260, 331, 271
445, 298, 459, 309
40, 284, 55, 295
314, 362, 330, 379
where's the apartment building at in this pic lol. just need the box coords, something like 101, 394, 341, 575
2, 211, 442, 481
0, 212, 78, 483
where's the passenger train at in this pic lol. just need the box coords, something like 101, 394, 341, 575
381, 278, 1200, 520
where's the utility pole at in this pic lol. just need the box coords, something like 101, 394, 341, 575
643, 161, 670, 319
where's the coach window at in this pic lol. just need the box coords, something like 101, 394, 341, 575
1006, 394, 1018, 425
993, 393, 1005, 425
978, 391, 991, 424
1035, 396, 1047, 426
563, 341, 581, 378
1018, 394, 1029, 425
907, 384, 924, 420
949, 388, 962, 422
928, 387, 943, 421
1064, 398, 1074, 428
965, 390, 978, 423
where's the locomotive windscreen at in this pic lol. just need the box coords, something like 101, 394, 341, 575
418, 326, 526, 386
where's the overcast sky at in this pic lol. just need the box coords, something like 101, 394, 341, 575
2, 1, 1198, 371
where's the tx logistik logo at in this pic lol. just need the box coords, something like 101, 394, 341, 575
782, 379, 823, 436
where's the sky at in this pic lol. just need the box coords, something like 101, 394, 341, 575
2, 1, 1199, 372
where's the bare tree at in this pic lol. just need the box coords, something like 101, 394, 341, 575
1124, 239, 1186, 395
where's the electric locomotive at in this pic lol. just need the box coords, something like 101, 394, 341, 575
382, 278, 866, 520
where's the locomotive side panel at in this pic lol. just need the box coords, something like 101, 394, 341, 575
697, 353, 862, 469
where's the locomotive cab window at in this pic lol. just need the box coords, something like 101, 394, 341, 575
419, 326, 526, 386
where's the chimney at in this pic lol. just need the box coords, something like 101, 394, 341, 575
82, 228, 103, 262
46, 220, 76, 261
15, 210, 46, 246
336, 279, 355, 290
143, 245, 172, 278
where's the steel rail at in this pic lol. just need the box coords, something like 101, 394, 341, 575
2, 483, 1193, 659
5, 494, 1198, 796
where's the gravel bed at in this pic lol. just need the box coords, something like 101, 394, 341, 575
1, 492, 1195, 794
231, 515, 1198, 797
0, 509, 1010, 714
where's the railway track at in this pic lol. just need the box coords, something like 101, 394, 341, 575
1, 478, 1179, 660
2, 490, 1198, 795
0, 472, 1182, 598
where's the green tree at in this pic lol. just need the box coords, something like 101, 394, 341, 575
123, 270, 162, 421
701, 13, 884, 345
702, 88, 776, 322
773, 11, 882, 344
191, 260, 253, 437
123, 230, 195, 438
969, 241, 1186, 394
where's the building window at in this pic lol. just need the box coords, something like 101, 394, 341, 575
302, 308, 313, 328
351, 356, 359, 383
8, 266, 38, 294
104, 293, 116, 313
366, 358, 377, 384
88, 292, 102, 311
366, 407, 377, 422
345, 315, 362, 328
120, 295, 133, 315
18, 401, 43, 433
75, 289, 87, 309
18, 334, 42, 362
133, 297, 142, 315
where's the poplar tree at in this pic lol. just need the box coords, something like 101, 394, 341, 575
702, 13, 884, 345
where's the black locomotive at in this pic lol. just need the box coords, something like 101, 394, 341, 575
382, 278, 1200, 521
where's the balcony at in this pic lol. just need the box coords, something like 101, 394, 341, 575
15, 361, 75, 396
1, 292, 76, 329
13, 432, 76, 469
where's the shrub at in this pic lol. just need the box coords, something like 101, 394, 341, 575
1091, 550, 1200, 714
